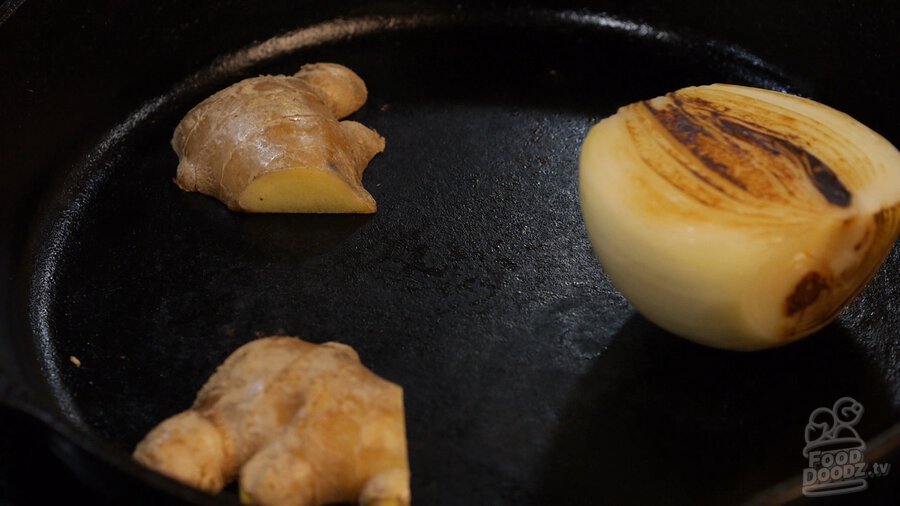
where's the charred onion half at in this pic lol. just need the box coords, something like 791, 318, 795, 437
579, 84, 900, 350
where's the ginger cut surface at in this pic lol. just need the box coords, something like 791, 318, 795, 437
172, 63, 385, 213
133, 337, 410, 506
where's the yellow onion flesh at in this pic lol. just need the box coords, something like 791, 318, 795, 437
579, 84, 900, 350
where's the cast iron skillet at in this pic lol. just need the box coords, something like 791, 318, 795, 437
1, 0, 899, 504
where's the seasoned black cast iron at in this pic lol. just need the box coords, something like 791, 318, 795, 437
1, 1, 899, 504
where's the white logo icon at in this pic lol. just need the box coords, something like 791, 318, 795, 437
802, 397, 891, 497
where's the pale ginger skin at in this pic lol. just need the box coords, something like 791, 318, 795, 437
172, 63, 385, 213
133, 337, 410, 506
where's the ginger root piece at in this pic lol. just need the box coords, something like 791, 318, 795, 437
173, 63, 385, 213
133, 337, 410, 506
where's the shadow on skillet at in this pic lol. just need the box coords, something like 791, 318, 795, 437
537, 315, 895, 505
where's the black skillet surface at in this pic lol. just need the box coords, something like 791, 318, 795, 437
1, 1, 899, 504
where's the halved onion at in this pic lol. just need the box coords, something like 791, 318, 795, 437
579, 84, 900, 350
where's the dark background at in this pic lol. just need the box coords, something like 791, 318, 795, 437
2, 1, 900, 505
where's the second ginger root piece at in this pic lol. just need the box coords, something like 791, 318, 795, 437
133, 337, 410, 506
173, 63, 385, 213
